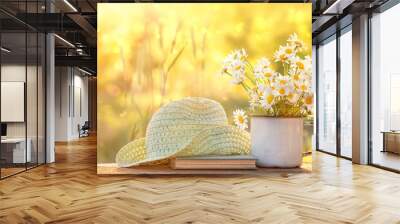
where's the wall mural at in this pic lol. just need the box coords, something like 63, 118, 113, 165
97, 3, 312, 172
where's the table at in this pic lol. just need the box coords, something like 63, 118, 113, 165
381, 131, 400, 154
1, 138, 31, 163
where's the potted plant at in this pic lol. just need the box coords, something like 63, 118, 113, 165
220, 33, 313, 167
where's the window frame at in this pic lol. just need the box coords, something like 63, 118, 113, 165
315, 24, 353, 160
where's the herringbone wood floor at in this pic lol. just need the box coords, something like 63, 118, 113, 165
1, 135, 400, 224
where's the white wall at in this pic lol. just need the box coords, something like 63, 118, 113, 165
55, 67, 69, 141
55, 67, 89, 141
72, 73, 89, 138
1, 65, 27, 141
1, 65, 36, 138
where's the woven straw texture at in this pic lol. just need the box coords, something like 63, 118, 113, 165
145, 97, 228, 159
115, 97, 250, 167
115, 138, 169, 167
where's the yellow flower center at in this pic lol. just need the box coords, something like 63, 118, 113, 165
264, 72, 272, 78
296, 61, 304, 70
279, 54, 287, 61
234, 65, 242, 71
294, 74, 300, 81
279, 88, 286, 95
305, 96, 313, 105
267, 94, 274, 104
285, 48, 293, 54
238, 116, 244, 124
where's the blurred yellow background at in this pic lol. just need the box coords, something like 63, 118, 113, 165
98, 3, 312, 163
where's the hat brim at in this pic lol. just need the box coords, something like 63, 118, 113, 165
115, 125, 250, 168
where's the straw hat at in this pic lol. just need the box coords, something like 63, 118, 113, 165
115, 97, 250, 167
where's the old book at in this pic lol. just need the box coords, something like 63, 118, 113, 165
170, 155, 256, 170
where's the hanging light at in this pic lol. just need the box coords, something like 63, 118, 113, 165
1, 47, 11, 53
63, 0, 78, 12
54, 34, 75, 48
78, 67, 93, 76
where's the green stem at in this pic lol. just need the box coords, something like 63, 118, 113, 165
283, 63, 287, 76
241, 60, 256, 85
225, 71, 251, 92
244, 72, 256, 85
246, 60, 254, 72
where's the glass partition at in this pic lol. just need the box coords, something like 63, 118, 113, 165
1, 30, 28, 177
0, 2, 46, 179
371, 4, 400, 171
317, 36, 337, 154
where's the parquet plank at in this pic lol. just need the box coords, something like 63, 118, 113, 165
0, 135, 399, 223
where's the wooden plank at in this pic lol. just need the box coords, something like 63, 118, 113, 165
4, 135, 400, 223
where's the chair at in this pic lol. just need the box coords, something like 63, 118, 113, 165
79, 121, 90, 138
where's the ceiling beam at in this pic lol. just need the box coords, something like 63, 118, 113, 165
13, 13, 82, 32
322, 0, 356, 14
312, 15, 335, 33
55, 55, 96, 70
67, 13, 97, 41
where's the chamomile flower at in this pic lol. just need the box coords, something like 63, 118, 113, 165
273, 77, 294, 97
262, 68, 275, 81
254, 58, 273, 80
290, 56, 311, 73
288, 33, 306, 51
283, 44, 296, 57
250, 93, 259, 110
219, 33, 312, 117
274, 44, 296, 63
221, 54, 234, 75
231, 71, 245, 84
275, 85, 290, 96
221, 49, 248, 84
303, 93, 314, 112
291, 57, 305, 71
233, 109, 248, 130
275, 75, 290, 86
274, 47, 287, 63
303, 56, 312, 74
290, 70, 304, 83
260, 88, 275, 110
232, 48, 248, 61
257, 82, 267, 93
227, 59, 246, 84
297, 80, 311, 93
287, 92, 300, 104
222, 49, 248, 67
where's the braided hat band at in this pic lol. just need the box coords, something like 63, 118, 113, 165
115, 97, 251, 167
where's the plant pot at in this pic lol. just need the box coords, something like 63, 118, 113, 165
250, 116, 303, 168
